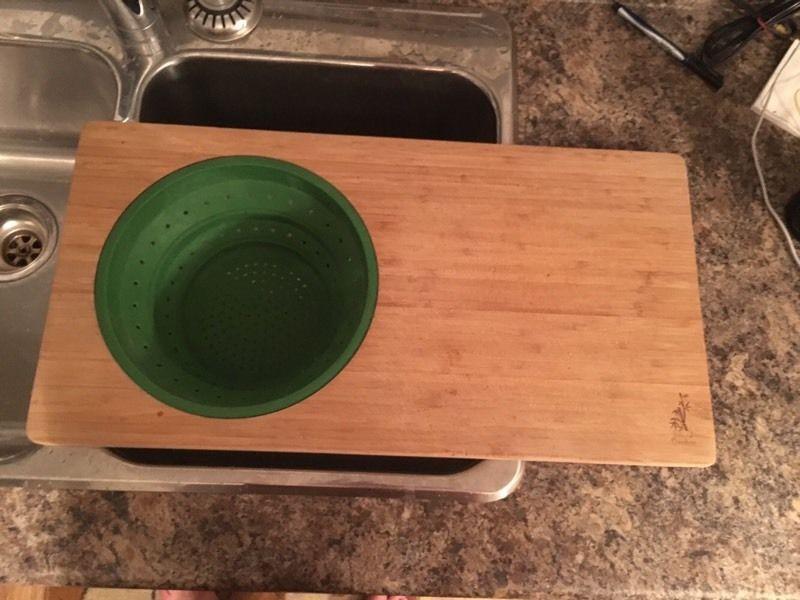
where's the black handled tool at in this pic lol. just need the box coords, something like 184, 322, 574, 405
613, 2, 724, 90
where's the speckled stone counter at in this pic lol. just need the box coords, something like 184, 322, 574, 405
1, 0, 799, 597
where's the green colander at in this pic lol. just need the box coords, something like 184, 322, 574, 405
94, 156, 378, 418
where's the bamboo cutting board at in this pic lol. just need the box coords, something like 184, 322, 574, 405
27, 121, 715, 466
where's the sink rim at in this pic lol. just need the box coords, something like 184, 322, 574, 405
131, 49, 507, 143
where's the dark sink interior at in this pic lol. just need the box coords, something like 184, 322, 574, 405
140, 57, 498, 142
111, 448, 479, 474
117, 56, 499, 475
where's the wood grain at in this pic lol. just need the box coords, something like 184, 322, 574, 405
0, 587, 84, 600
26, 121, 715, 465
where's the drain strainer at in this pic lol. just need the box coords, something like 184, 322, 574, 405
3, 231, 43, 267
0, 195, 58, 282
185, 0, 263, 42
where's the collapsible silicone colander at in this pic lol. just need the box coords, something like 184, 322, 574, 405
94, 156, 378, 418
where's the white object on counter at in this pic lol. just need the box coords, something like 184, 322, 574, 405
752, 39, 800, 139
751, 39, 800, 270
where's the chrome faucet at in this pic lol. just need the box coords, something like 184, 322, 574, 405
97, 0, 169, 120
98, 0, 169, 59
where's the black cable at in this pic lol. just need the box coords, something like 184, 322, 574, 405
702, 0, 800, 66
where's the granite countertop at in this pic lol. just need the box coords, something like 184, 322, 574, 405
1, 0, 799, 597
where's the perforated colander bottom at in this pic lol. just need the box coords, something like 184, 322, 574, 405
95, 157, 378, 418
158, 225, 333, 391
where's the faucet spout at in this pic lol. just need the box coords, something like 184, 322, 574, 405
98, 0, 168, 58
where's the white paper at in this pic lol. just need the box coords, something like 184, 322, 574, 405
752, 39, 800, 138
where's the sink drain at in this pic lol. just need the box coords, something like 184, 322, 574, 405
3, 231, 43, 267
0, 195, 58, 282
185, 0, 263, 42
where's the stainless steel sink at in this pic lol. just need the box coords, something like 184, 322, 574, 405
0, 0, 521, 501
0, 37, 119, 462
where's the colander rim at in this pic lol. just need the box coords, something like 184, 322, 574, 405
94, 155, 379, 419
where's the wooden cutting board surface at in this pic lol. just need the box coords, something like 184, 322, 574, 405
26, 121, 715, 466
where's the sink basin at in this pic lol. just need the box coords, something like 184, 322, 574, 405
140, 56, 497, 142
0, 0, 522, 500
111, 448, 480, 475
0, 40, 117, 146
116, 53, 501, 473
0, 37, 118, 462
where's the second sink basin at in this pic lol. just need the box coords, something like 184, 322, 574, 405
119, 52, 502, 473
139, 55, 498, 142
